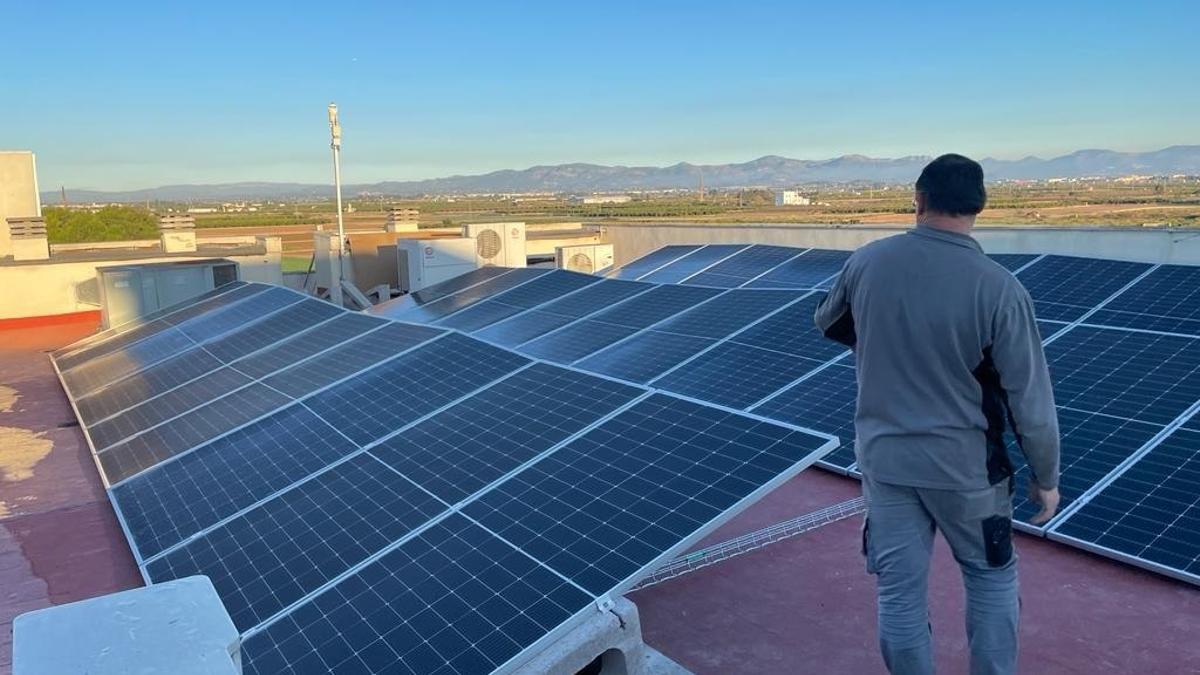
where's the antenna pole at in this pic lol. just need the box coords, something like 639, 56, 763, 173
328, 103, 346, 306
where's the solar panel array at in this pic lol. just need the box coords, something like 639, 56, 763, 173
52, 278, 837, 674
373, 243, 1200, 588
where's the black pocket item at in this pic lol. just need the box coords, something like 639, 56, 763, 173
982, 515, 1013, 567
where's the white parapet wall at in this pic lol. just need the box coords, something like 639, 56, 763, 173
599, 223, 1200, 268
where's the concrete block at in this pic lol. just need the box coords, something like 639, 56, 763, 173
13, 575, 240, 675
11, 235, 49, 261
513, 596, 691, 675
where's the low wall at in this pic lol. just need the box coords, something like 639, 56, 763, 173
0, 244, 283, 320
598, 223, 1200, 268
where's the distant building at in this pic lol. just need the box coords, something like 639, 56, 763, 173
572, 194, 632, 205
774, 190, 810, 206
186, 207, 217, 214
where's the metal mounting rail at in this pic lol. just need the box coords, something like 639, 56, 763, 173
632, 496, 866, 590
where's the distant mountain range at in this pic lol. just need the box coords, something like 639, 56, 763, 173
47, 145, 1200, 203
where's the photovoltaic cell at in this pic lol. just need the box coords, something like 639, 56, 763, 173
98, 383, 293, 485
517, 320, 640, 364
612, 245, 702, 280
1085, 264, 1200, 336
386, 268, 551, 323
242, 513, 591, 675
161, 282, 271, 326
112, 405, 359, 559
230, 313, 387, 381
575, 331, 714, 383
1037, 320, 1067, 342
73, 349, 225, 425
681, 245, 800, 288
145, 453, 447, 632
472, 310, 580, 348
202, 299, 344, 364
87, 367, 253, 450
261, 322, 444, 399
61, 328, 197, 398
656, 342, 828, 408
1015, 255, 1151, 322
307, 333, 530, 446
987, 253, 1039, 272
463, 394, 832, 595
473, 280, 653, 347
731, 293, 849, 361
1006, 407, 1162, 524
755, 364, 858, 471
656, 289, 803, 339
370, 363, 644, 504
639, 245, 749, 284
1044, 325, 1200, 426
1053, 427, 1200, 579
177, 287, 305, 343
744, 249, 849, 290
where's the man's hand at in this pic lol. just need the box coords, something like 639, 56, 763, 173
1028, 479, 1061, 525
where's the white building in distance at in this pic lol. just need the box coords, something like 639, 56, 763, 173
774, 190, 811, 206
573, 194, 632, 205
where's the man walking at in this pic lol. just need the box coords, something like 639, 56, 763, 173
814, 154, 1061, 675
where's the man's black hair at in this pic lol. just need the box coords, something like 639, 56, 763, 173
915, 154, 987, 216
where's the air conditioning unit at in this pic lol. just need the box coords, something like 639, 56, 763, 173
556, 244, 615, 275
462, 222, 527, 268
397, 238, 478, 293
96, 259, 239, 328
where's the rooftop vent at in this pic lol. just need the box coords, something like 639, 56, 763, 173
7, 216, 49, 261
158, 214, 197, 253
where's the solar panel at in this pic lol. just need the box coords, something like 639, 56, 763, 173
407, 267, 515, 306
60, 328, 196, 398
730, 293, 850, 361
682, 245, 800, 288
1015, 255, 1151, 322
73, 350, 226, 425
261, 322, 444, 399
384, 268, 551, 323
1007, 407, 1162, 525
612, 245, 702, 280
241, 513, 593, 675
639, 245, 748, 284
654, 342, 828, 409
518, 320, 641, 364
1084, 264, 1200, 336
112, 405, 360, 560
437, 272, 602, 332
202, 299, 344, 364
987, 253, 1039, 272
98, 383, 293, 485
1044, 325, 1200, 426
654, 289, 803, 339
306, 333, 531, 446
744, 249, 849, 290
87, 367, 254, 450
230, 313, 387, 381
462, 393, 833, 595
1051, 427, 1200, 582
54, 282, 264, 370
53, 281, 247, 362
754, 364, 858, 472
176, 287, 305, 343
1037, 320, 1068, 341
588, 284, 723, 329
370, 363, 644, 504
473, 280, 652, 347
575, 331, 714, 383
145, 452, 447, 632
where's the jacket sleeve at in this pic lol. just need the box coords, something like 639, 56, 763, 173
992, 287, 1061, 489
814, 260, 857, 348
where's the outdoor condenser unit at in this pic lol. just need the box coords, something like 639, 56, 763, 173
96, 259, 239, 328
396, 238, 478, 293
462, 222, 527, 268
555, 243, 615, 275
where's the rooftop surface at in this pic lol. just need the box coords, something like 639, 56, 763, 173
1, 318, 1197, 674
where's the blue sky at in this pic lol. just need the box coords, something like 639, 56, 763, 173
3, 1, 1197, 190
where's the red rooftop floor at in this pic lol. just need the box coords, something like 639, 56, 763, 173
1, 319, 1197, 674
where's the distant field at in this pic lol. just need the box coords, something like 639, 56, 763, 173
46, 180, 1200, 246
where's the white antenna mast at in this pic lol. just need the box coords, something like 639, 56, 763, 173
328, 102, 346, 306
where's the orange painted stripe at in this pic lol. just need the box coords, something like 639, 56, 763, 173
0, 309, 103, 330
